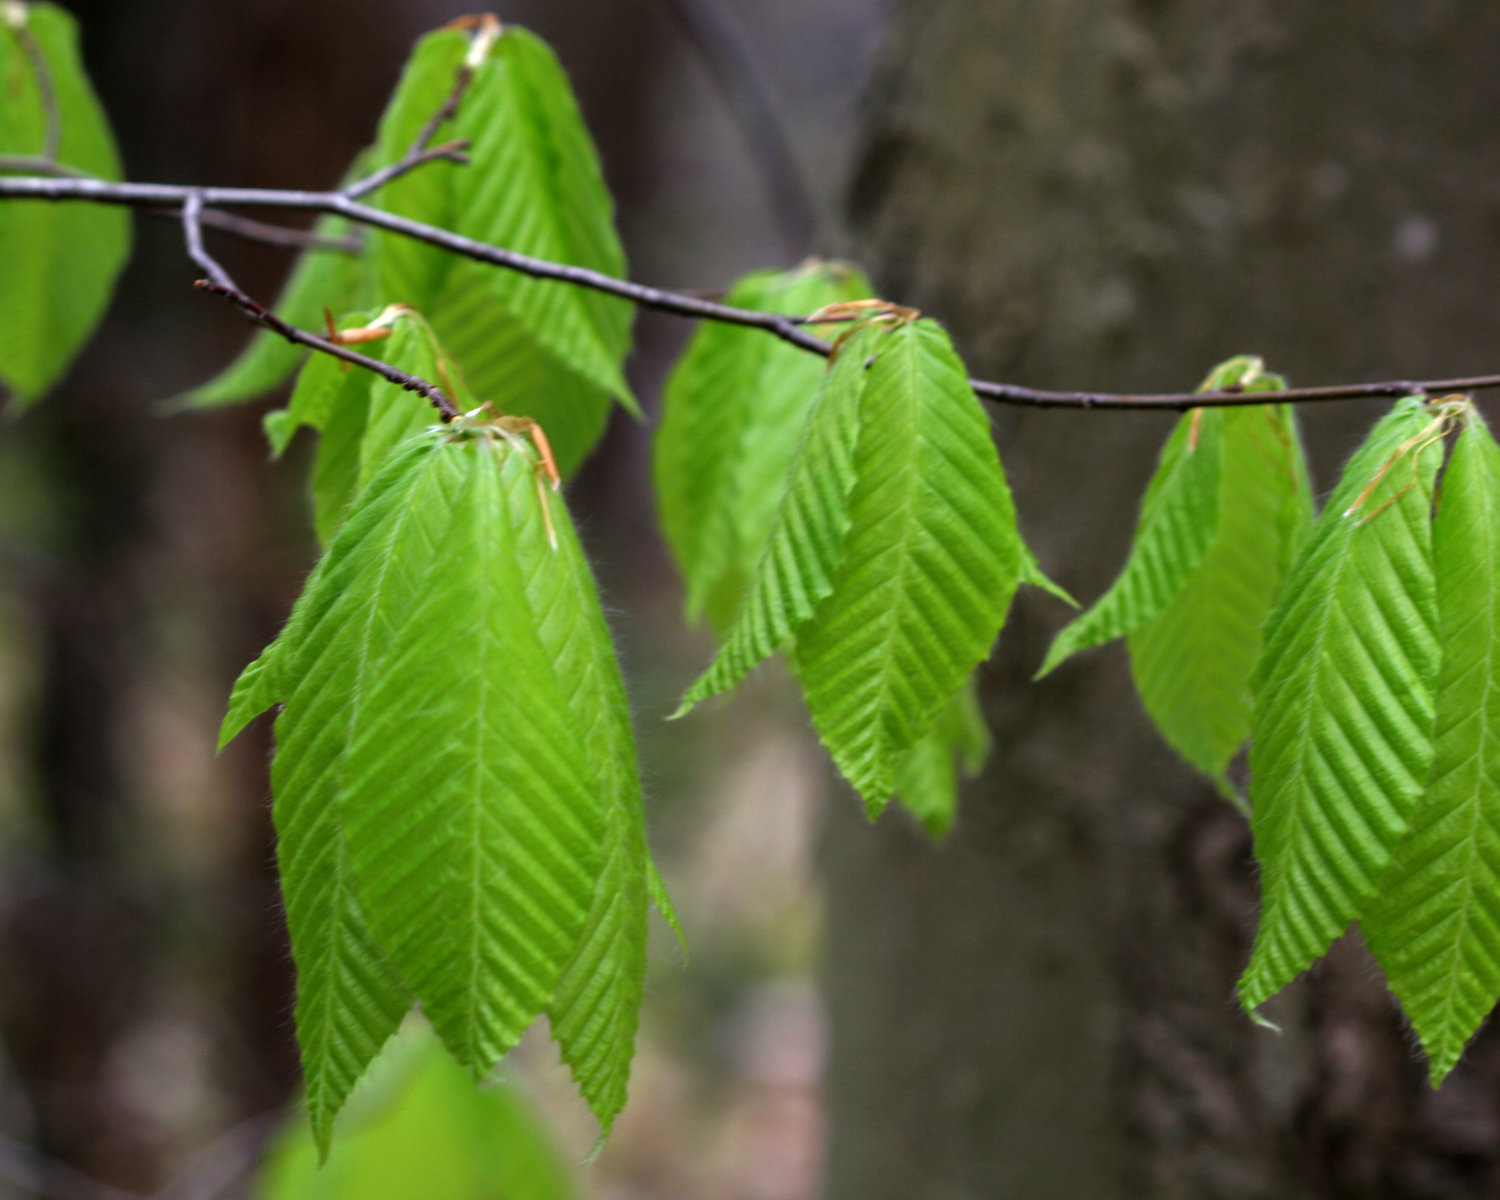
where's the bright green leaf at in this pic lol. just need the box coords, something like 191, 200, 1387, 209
675, 323, 883, 712
328, 432, 606, 1077
654, 261, 874, 630
0, 3, 130, 404
355, 317, 445, 492
796, 319, 1021, 807
1240, 395, 1443, 1011
258, 1018, 576, 1200
1129, 400, 1312, 796
501, 451, 649, 1133
1038, 407, 1223, 677
1363, 409, 1500, 1084
893, 675, 990, 841
368, 25, 636, 444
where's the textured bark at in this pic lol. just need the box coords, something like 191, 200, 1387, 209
822, 2, 1500, 1197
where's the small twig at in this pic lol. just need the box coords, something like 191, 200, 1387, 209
181, 193, 459, 419
8, 15, 61, 161
340, 16, 492, 201
150, 206, 363, 253
0, 155, 92, 178
340, 139, 471, 201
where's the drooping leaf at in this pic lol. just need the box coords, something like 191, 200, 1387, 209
893, 675, 990, 841
1037, 407, 1224, 677
675, 322, 883, 712
502, 451, 649, 1133
330, 432, 606, 1077
183, 212, 374, 408
451, 27, 634, 407
1240, 395, 1443, 1011
366, 24, 635, 468
0, 3, 130, 405
1129, 399, 1312, 796
1018, 541, 1077, 607
795, 319, 1021, 807
1363, 409, 1500, 1084
222, 438, 449, 1154
221, 425, 619, 1137
258, 1018, 576, 1200
654, 261, 874, 630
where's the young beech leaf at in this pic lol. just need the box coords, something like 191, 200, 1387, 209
1363, 411, 1500, 1084
500, 446, 650, 1134
220, 439, 450, 1156
368, 25, 635, 449
220, 423, 644, 1140
355, 318, 446, 493
0, 3, 130, 405
265, 311, 376, 457
654, 261, 874, 631
675, 322, 884, 712
1037, 407, 1223, 677
1240, 395, 1443, 1012
1129, 397, 1312, 798
334, 432, 606, 1077
892, 675, 990, 840
796, 319, 1021, 807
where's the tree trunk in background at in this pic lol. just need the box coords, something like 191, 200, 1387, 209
823, 2, 1500, 1197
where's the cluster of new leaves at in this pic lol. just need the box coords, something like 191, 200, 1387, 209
1040, 369, 1500, 1085
672, 309, 1032, 828
190, 17, 634, 479
14, 0, 1500, 1153
219, 419, 653, 1153
654, 270, 1000, 836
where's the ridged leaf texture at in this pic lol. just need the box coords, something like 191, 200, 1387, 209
366, 25, 634, 472
676, 322, 883, 709
796, 319, 1021, 806
0, 3, 130, 404
1129, 399, 1312, 796
654, 261, 873, 630
1240, 395, 1442, 1011
505, 451, 648, 1134
892, 675, 990, 841
1038, 406, 1223, 676
221, 422, 649, 1143
1363, 410, 1500, 1083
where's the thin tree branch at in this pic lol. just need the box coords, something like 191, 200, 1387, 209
340, 15, 493, 201
150, 206, 363, 252
1, 172, 1493, 411
0, 156, 92, 178
341, 139, 471, 201
6, 12, 61, 161
179, 193, 460, 420
659, 0, 817, 256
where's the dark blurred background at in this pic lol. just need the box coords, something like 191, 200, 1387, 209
13, 2, 1500, 1199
